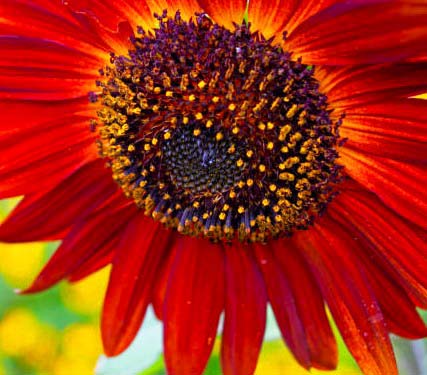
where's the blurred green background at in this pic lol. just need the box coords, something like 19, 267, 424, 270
0, 198, 422, 375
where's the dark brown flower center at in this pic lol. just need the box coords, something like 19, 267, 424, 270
92, 11, 342, 243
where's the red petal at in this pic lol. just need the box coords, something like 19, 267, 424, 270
0, 97, 98, 198
0, 111, 98, 199
0, 160, 116, 242
221, 244, 266, 375
253, 244, 311, 369
340, 99, 427, 163
332, 187, 427, 308
65, 0, 203, 32
285, 0, 342, 35
164, 236, 224, 375
152, 238, 178, 321
369, 278, 427, 339
340, 148, 427, 227
198, 0, 246, 29
322, 203, 427, 339
68, 242, 116, 282
255, 242, 337, 370
1, 0, 135, 57
294, 224, 398, 375
0, 98, 91, 134
272, 242, 337, 370
339, 228, 426, 337
64, 0, 154, 32
0, 140, 97, 199
22, 198, 135, 293
0, 114, 94, 167
0, 39, 98, 100
0, 36, 100, 73
0, 1, 111, 60
248, 0, 299, 40
248, 0, 339, 40
287, 0, 427, 65
318, 64, 427, 110
102, 216, 171, 355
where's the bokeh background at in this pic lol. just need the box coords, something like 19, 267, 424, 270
0, 198, 425, 375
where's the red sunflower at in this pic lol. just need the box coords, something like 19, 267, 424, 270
1, 0, 427, 374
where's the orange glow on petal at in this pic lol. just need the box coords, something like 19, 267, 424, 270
64, 0, 156, 32
248, 0, 340, 41
248, 0, 296, 40
144, 0, 203, 23
198, 0, 246, 29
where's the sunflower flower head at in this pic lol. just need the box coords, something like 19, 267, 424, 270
0, 1, 427, 375
94, 11, 342, 243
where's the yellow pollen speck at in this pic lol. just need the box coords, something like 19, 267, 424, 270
238, 206, 245, 214
270, 97, 281, 110
193, 128, 201, 136
183, 117, 189, 124
281, 146, 289, 153
237, 181, 245, 188
219, 212, 226, 220
189, 94, 196, 102
267, 122, 275, 130
154, 87, 161, 94
206, 120, 213, 128
223, 204, 230, 211
258, 122, 266, 131
195, 112, 203, 120
292, 132, 303, 142
279, 172, 295, 181
229, 190, 236, 198
269, 184, 277, 192
278, 125, 292, 141
164, 131, 171, 140
236, 158, 244, 167
232, 126, 239, 134
246, 150, 253, 158
228, 145, 236, 153
247, 179, 254, 187
165, 91, 173, 97
193, 201, 200, 208
212, 96, 219, 103
144, 144, 151, 151
228, 103, 236, 111
286, 104, 298, 118
267, 142, 274, 150
259, 164, 266, 172
216, 132, 224, 141
198, 81, 206, 89
151, 138, 158, 145
202, 212, 209, 219
127, 145, 135, 152
262, 199, 270, 206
